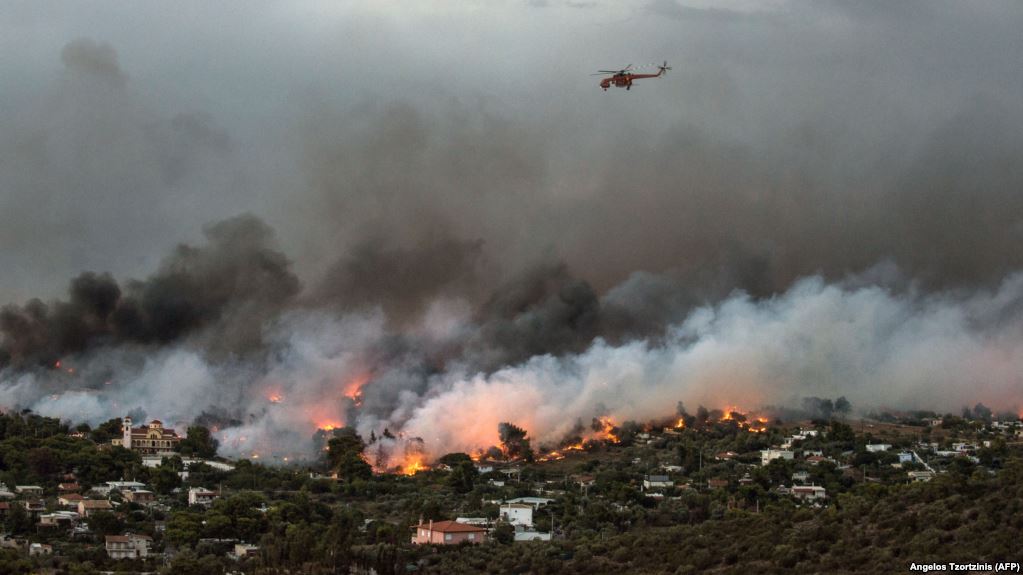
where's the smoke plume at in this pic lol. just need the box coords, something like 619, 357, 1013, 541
1, 3, 1023, 465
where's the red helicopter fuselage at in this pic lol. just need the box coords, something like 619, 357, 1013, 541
599, 69, 666, 91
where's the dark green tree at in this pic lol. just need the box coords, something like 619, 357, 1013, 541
178, 425, 219, 458
326, 428, 372, 480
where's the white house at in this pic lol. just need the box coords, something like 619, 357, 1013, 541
898, 452, 914, 464
514, 528, 552, 542
500, 503, 534, 527
642, 475, 674, 491
908, 471, 935, 483
761, 450, 794, 466
865, 444, 891, 453
94, 481, 147, 495
188, 487, 218, 507
504, 497, 555, 508
790, 485, 827, 501
28, 543, 52, 557
38, 512, 78, 527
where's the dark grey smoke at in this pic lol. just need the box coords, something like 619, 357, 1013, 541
2, 3, 1023, 462
0, 214, 298, 368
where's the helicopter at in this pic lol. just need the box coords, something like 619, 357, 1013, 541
593, 61, 671, 91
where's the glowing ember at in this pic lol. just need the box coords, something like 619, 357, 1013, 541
268, 394, 283, 403
675, 418, 687, 429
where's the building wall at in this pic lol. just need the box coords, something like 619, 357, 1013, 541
413, 527, 486, 544
500, 506, 533, 526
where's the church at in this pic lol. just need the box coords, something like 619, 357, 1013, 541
111, 417, 181, 455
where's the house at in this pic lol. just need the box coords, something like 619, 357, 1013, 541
0, 483, 14, 499
908, 471, 935, 483
642, 475, 673, 491
738, 473, 755, 486
59, 494, 85, 508
514, 528, 552, 542
803, 449, 824, 458
898, 452, 914, 464
21, 499, 45, 514
14, 486, 43, 497
504, 497, 554, 508
715, 451, 737, 461
706, 478, 729, 490
500, 503, 533, 527
233, 543, 259, 559
111, 417, 181, 455
28, 543, 52, 557
57, 482, 80, 493
0, 502, 9, 517
791, 471, 811, 484
123, 490, 156, 505
761, 449, 794, 466
454, 517, 490, 526
78, 499, 114, 517
865, 444, 891, 453
412, 520, 487, 545
188, 487, 218, 507
572, 474, 596, 488
0, 535, 27, 550
94, 481, 148, 495
142, 456, 235, 472
660, 464, 683, 472
105, 533, 152, 559
790, 485, 827, 501
39, 512, 78, 528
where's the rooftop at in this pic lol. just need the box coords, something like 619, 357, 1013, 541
415, 520, 487, 533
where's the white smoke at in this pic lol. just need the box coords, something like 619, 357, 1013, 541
2, 271, 1022, 463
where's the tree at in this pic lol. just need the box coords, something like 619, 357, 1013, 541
498, 422, 532, 461
447, 461, 478, 494
87, 511, 125, 536
178, 425, 218, 458
492, 522, 515, 544
91, 418, 123, 444
835, 397, 852, 417
438, 452, 473, 467
151, 465, 182, 494
326, 428, 372, 480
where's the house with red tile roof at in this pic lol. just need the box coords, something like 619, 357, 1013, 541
411, 520, 487, 545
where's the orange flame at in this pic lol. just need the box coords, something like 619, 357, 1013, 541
596, 416, 621, 444
399, 454, 429, 475
343, 372, 370, 404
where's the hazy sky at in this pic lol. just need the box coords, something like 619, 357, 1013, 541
2, 0, 1022, 301
3, 1, 1023, 459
